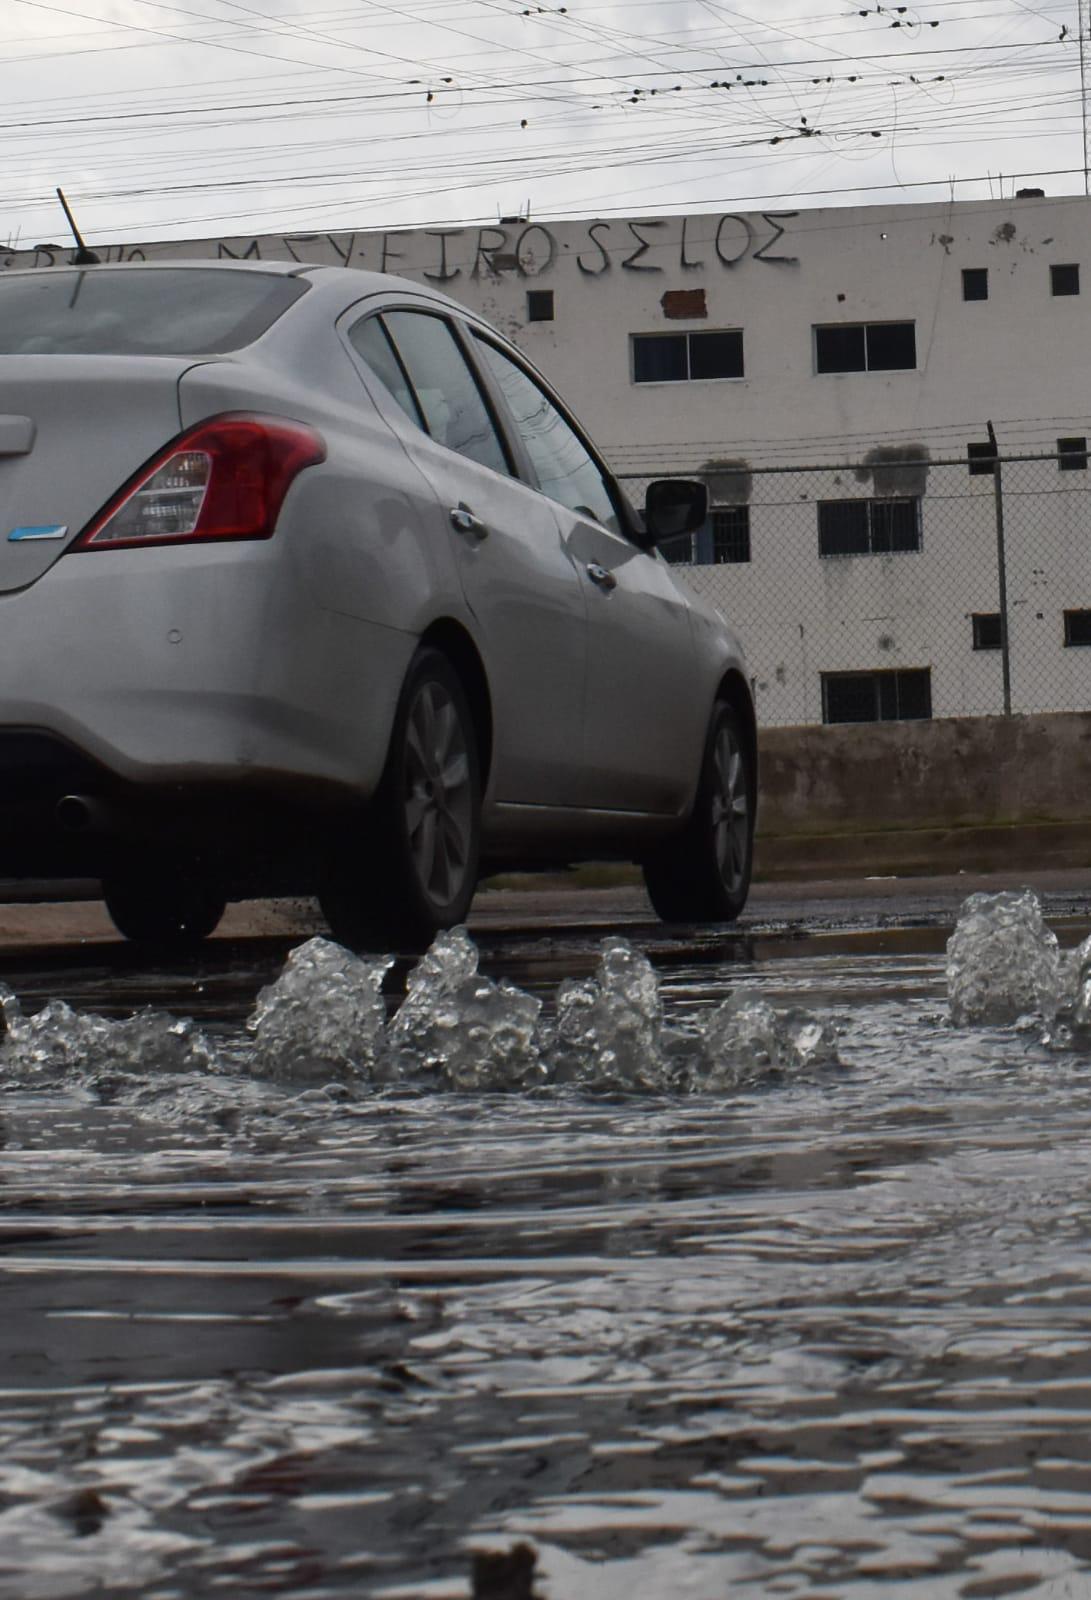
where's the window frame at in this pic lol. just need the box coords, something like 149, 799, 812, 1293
467, 324, 638, 544
817, 496, 921, 558
961, 267, 989, 302
820, 668, 933, 725
1063, 609, 1091, 647
1051, 263, 1081, 297
967, 440, 998, 477
631, 328, 745, 385
343, 304, 516, 478
813, 319, 917, 375
971, 612, 1002, 651
1058, 436, 1089, 471
526, 289, 554, 323
709, 504, 751, 564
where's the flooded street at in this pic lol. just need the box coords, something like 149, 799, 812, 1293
4, 885, 1091, 1598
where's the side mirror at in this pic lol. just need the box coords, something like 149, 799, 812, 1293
643, 478, 708, 546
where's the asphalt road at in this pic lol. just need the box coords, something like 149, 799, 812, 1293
0, 865, 1087, 977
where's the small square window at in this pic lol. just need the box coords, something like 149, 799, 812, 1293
1059, 436, 1088, 470
967, 441, 997, 476
962, 268, 988, 301
1052, 263, 1080, 296
526, 289, 554, 322
972, 613, 1002, 650
1064, 609, 1091, 646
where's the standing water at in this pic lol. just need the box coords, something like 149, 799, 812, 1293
2, 893, 1091, 1597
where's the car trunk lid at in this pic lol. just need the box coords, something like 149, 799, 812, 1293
0, 355, 199, 591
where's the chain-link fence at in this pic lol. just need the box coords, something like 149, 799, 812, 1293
621, 446, 1091, 728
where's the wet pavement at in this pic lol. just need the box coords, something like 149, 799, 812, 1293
3, 875, 1091, 1598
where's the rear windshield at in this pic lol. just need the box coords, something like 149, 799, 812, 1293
0, 268, 308, 355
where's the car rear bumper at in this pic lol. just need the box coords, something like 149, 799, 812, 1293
0, 542, 415, 790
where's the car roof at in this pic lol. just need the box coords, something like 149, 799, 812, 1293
0, 257, 471, 323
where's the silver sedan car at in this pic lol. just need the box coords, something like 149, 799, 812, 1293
0, 261, 755, 948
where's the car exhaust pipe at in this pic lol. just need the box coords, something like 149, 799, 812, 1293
55, 794, 114, 833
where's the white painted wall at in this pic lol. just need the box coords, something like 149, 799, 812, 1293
8, 194, 1091, 725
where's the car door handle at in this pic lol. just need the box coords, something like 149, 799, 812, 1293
449, 504, 488, 540
586, 561, 617, 592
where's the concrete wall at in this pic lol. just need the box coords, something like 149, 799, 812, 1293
755, 711, 1091, 877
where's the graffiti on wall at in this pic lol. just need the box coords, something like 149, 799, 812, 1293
2, 212, 801, 278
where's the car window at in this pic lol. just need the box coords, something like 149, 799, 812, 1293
473, 335, 622, 535
381, 311, 510, 477
347, 314, 425, 429
0, 268, 308, 355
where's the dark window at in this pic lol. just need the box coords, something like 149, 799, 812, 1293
962, 268, 989, 301
0, 267, 308, 355
1064, 609, 1091, 646
1059, 436, 1089, 470
1052, 263, 1080, 296
814, 321, 916, 373
710, 505, 751, 563
633, 329, 743, 383
967, 440, 997, 476
822, 669, 932, 724
381, 311, 510, 476
972, 612, 1002, 650
526, 289, 554, 322
818, 497, 920, 557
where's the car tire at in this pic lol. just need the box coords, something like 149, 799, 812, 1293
642, 699, 754, 924
103, 864, 227, 947
319, 647, 481, 951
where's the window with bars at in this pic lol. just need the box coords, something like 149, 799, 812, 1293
818, 497, 920, 557
710, 505, 751, 563
632, 329, 744, 383
821, 669, 932, 724
813, 321, 916, 373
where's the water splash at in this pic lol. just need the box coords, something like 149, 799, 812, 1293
697, 992, 842, 1090
946, 890, 1062, 1026
0, 984, 216, 1087
550, 939, 670, 1091
247, 935, 391, 1083
0, 931, 840, 1096
388, 926, 544, 1090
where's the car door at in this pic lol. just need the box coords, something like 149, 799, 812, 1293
343, 305, 590, 807
471, 332, 702, 815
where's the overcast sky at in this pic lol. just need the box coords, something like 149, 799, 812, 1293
0, 0, 1084, 247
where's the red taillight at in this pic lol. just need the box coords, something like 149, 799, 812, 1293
73, 413, 326, 551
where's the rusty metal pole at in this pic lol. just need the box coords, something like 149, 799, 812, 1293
987, 420, 1012, 716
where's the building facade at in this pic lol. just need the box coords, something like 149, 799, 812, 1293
9, 194, 1091, 726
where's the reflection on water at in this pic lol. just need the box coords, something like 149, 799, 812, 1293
3, 910, 1091, 1597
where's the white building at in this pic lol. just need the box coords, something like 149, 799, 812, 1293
10, 193, 1091, 726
